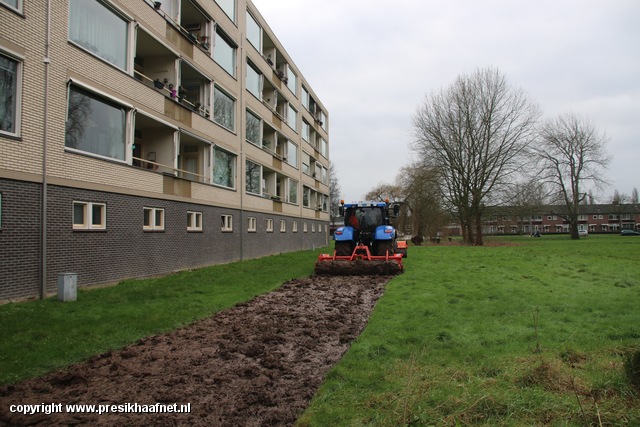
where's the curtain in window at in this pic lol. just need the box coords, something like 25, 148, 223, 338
0, 55, 17, 133
68, 0, 127, 70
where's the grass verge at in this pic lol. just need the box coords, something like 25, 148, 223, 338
0, 247, 327, 385
297, 235, 640, 426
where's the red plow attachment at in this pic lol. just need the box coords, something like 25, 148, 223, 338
314, 245, 404, 276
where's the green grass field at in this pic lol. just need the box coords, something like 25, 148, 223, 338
298, 235, 640, 426
1, 235, 639, 425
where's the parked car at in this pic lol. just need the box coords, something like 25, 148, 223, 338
620, 229, 640, 236
578, 229, 588, 237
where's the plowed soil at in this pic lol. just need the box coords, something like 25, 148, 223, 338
0, 275, 390, 426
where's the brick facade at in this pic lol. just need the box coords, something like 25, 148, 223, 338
0, 0, 330, 300
0, 179, 328, 300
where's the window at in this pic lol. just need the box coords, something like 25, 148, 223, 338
312, 223, 316, 232
144, 207, 164, 231
286, 103, 297, 130
221, 214, 233, 232
292, 221, 298, 233
302, 86, 309, 110
280, 220, 286, 233
303, 222, 308, 233
214, 86, 235, 131
247, 216, 257, 232
302, 121, 310, 142
213, 147, 236, 188
303, 186, 311, 207
266, 218, 273, 232
246, 110, 261, 146
246, 62, 261, 98
286, 65, 297, 95
1, 0, 22, 12
246, 160, 261, 194
288, 179, 298, 205
66, 85, 127, 161
286, 141, 298, 167
0, 52, 20, 136
215, 0, 235, 22
301, 152, 310, 175
320, 138, 328, 158
72, 202, 105, 230
68, 0, 128, 70
214, 29, 236, 76
246, 12, 261, 51
187, 211, 202, 231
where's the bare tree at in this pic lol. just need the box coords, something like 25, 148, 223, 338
364, 182, 403, 203
631, 187, 639, 204
412, 67, 540, 245
329, 163, 342, 227
533, 113, 611, 239
397, 162, 448, 238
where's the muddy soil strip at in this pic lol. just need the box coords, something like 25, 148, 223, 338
0, 275, 390, 427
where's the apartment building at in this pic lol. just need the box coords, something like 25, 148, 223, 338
0, 0, 330, 300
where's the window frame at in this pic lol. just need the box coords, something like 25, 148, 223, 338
246, 11, 261, 51
0, 0, 23, 14
65, 83, 130, 163
0, 50, 22, 138
247, 216, 257, 232
266, 218, 273, 233
221, 214, 233, 232
187, 211, 203, 231
143, 207, 165, 231
212, 146, 236, 189
245, 159, 262, 195
68, 0, 131, 72
213, 28, 236, 77
292, 220, 298, 233
214, 0, 236, 22
73, 201, 106, 230
213, 85, 235, 132
280, 219, 286, 233
245, 109, 261, 146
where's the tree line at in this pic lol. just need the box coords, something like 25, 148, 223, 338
332, 67, 635, 245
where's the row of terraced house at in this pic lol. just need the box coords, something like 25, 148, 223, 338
0, 0, 331, 300
442, 204, 640, 236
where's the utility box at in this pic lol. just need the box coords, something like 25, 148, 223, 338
57, 273, 77, 302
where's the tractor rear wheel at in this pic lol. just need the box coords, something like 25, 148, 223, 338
375, 241, 394, 257
335, 241, 354, 257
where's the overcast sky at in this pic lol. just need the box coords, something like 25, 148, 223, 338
251, 0, 639, 202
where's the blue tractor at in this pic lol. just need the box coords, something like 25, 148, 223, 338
315, 200, 406, 276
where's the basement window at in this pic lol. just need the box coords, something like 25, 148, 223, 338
143, 207, 164, 231
187, 211, 202, 231
73, 201, 106, 230
221, 214, 233, 232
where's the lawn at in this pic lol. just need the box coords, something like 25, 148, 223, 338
298, 234, 640, 426
1, 235, 639, 426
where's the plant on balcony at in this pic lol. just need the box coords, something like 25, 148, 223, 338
153, 79, 165, 90
154, 1, 161, 10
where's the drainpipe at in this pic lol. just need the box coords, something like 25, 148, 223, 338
40, 0, 52, 299
238, 36, 245, 261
